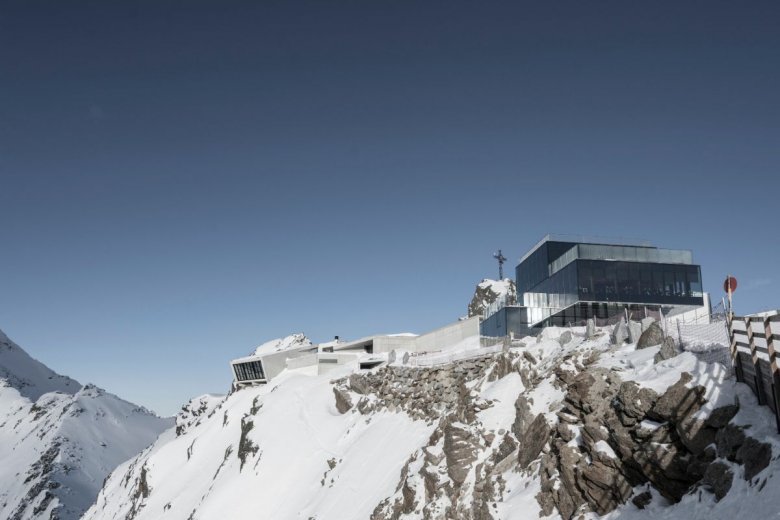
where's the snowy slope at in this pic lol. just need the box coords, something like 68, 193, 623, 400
85, 327, 780, 520
0, 329, 172, 520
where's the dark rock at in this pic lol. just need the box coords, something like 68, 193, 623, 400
637, 322, 665, 349
736, 437, 772, 481
517, 414, 550, 468
676, 415, 717, 456
648, 373, 705, 422
716, 424, 746, 461
333, 387, 353, 414
614, 382, 658, 426
654, 337, 679, 363
512, 396, 533, 440
559, 331, 573, 346
702, 462, 733, 501
705, 404, 739, 429
632, 490, 652, 509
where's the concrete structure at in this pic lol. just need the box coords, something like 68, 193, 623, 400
231, 342, 317, 386
230, 316, 482, 386
332, 316, 481, 355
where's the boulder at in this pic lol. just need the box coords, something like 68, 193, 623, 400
716, 423, 746, 460
631, 490, 652, 509
614, 381, 658, 426
736, 437, 772, 481
675, 415, 717, 455
559, 330, 573, 346
333, 387, 353, 414
648, 373, 705, 422
349, 374, 370, 395
654, 337, 679, 363
586, 319, 596, 339
705, 404, 739, 429
517, 414, 550, 468
637, 322, 665, 349
702, 461, 733, 501
512, 395, 534, 440
611, 319, 629, 345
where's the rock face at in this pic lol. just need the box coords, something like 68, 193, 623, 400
467, 279, 517, 318
534, 366, 773, 519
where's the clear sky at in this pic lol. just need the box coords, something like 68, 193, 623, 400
1, 1, 779, 415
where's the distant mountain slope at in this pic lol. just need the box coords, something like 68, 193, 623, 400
0, 329, 173, 520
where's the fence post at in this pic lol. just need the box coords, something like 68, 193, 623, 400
764, 316, 780, 433
727, 313, 742, 382
747, 317, 766, 405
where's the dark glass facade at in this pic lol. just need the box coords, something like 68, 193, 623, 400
233, 360, 266, 382
515, 239, 704, 327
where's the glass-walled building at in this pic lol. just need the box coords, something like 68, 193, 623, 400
516, 235, 704, 327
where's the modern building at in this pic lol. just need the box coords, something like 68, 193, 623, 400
481, 235, 705, 335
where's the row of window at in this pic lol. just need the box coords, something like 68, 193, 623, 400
233, 360, 266, 382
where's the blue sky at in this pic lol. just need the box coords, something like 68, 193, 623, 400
1, 1, 779, 415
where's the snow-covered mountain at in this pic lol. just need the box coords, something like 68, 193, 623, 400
468, 279, 517, 318
84, 326, 780, 520
0, 329, 173, 520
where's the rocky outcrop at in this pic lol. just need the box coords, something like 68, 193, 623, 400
467, 279, 516, 318
535, 366, 772, 519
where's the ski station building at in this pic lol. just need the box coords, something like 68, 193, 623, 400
481, 235, 707, 337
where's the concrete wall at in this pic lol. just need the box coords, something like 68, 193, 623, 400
373, 335, 416, 353
408, 316, 481, 354
317, 352, 360, 375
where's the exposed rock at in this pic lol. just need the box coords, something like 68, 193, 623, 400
716, 423, 746, 460
736, 437, 772, 481
512, 395, 533, 440
654, 337, 679, 363
614, 382, 658, 426
632, 490, 652, 509
333, 387, 353, 414
703, 461, 733, 501
637, 322, 665, 349
578, 459, 633, 515
443, 421, 478, 486
517, 414, 550, 469
611, 319, 629, 345
349, 374, 370, 395
675, 415, 717, 455
647, 373, 705, 422
558, 331, 573, 346
706, 404, 739, 429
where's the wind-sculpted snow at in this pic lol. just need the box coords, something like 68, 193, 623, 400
86, 324, 780, 520
0, 329, 172, 520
